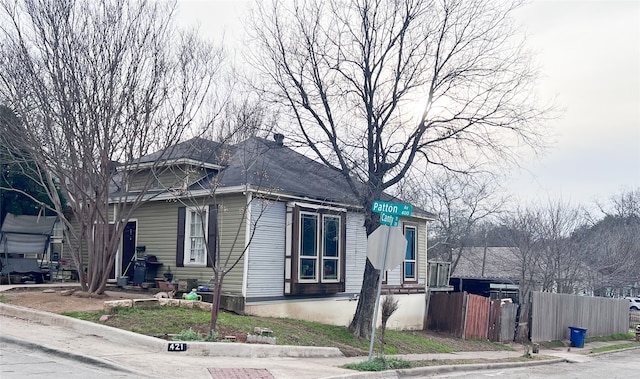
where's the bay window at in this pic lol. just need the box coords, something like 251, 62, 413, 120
286, 205, 345, 295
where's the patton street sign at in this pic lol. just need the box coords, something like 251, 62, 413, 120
371, 200, 412, 217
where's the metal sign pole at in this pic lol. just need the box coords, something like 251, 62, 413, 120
368, 225, 391, 361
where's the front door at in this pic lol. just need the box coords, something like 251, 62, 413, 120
121, 221, 136, 280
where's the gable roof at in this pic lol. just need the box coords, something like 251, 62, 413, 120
125, 136, 360, 205
136, 137, 226, 168
124, 135, 434, 217
212, 137, 360, 205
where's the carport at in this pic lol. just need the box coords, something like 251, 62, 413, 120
0, 213, 57, 284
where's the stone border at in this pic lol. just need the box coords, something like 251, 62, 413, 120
103, 298, 212, 312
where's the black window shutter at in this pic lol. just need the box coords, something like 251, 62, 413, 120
176, 207, 186, 267
207, 204, 218, 267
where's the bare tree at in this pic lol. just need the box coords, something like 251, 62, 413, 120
249, 0, 551, 337
210, 98, 279, 144
581, 189, 640, 296
413, 171, 507, 274
497, 206, 544, 342
0, 0, 224, 294
536, 200, 587, 294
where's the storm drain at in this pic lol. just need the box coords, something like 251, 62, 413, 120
208, 368, 274, 379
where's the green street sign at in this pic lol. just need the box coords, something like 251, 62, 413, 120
379, 213, 399, 227
372, 200, 412, 217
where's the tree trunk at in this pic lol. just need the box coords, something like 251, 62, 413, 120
210, 275, 223, 335
348, 261, 379, 338
515, 301, 530, 343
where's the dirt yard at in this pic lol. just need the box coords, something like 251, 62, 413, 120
0, 286, 152, 313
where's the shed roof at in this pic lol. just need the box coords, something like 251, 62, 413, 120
0, 213, 57, 255
450, 247, 521, 280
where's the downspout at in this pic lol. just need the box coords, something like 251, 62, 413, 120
241, 191, 252, 298
114, 204, 120, 278
423, 221, 430, 330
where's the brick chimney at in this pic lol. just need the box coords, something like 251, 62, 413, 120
274, 133, 284, 147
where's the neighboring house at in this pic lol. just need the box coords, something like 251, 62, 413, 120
105, 135, 434, 329
449, 247, 522, 303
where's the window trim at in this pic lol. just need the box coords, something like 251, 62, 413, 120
320, 214, 341, 283
298, 211, 319, 283
403, 224, 418, 283
184, 206, 208, 267
287, 205, 346, 295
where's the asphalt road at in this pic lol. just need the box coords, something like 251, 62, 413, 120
0, 339, 140, 379
428, 348, 639, 379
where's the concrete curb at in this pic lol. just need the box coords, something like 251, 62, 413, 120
587, 345, 640, 357
0, 302, 167, 352
0, 334, 146, 376
0, 302, 344, 358
393, 358, 568, 377
322, 358, 568, 379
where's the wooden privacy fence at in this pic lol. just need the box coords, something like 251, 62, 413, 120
530, 292, 628, 342
427, 292, 517, 342
465, 295, 489, 340
427, 292, 465, 338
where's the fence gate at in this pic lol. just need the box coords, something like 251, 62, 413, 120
500, 303, 518, 343
464, 294, 490, 340
487, 300, 501, 342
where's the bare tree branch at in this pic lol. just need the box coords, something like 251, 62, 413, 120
249, 0, 553, 338
0, 0, 225, 294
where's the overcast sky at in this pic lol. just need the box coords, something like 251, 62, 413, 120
176, 0, 640, 207
509, 0, 640, 207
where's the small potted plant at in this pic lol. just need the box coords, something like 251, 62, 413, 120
163, 266, 173, 282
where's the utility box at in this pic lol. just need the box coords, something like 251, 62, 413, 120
178, 279, 198, 291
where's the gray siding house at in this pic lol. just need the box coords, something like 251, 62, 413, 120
109, 135, 433, 329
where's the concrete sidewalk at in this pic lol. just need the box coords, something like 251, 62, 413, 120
1, 285, 638, 378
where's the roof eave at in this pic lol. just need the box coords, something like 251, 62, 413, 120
118, 158, 224, 172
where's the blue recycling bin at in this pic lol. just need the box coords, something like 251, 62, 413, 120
569, 326, 587, 348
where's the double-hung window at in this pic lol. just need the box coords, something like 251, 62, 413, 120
299, 213, 318, 280
185, 207, 207, 265
403, 225, 417, 282
286, 205, 346, 295
321, 215, 340, 281
176, 205, 216, 268
299, 212, 341, 282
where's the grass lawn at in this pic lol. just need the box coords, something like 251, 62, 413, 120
63, 305, 511, 356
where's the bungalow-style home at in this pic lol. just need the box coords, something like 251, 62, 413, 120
108, 135, 434, 329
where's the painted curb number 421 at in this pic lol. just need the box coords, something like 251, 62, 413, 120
168, 342, 187, 352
